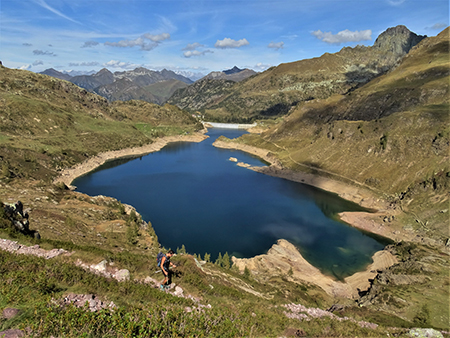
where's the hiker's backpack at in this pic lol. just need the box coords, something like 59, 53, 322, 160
156, 252, 165, 268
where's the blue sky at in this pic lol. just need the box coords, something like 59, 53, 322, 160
1, 0, 448, 79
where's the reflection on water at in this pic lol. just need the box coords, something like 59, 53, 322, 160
73, 128, 388, 280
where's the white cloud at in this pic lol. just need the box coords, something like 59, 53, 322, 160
182, 42, 212, 57
105, 33, 170, 51
183, 50, 213, 58
311, 29, 372, 44
103, 60, 139, 69
33, 0, 81, 24
429, 23, 448, 30
268, 41, 284, 50
33, 60, 44, 66
19, 64, 31, 70
386, 0, 406, 6
142, 33, 170, 42
215, 38, 249, 49
182, 42, 204, 51
81, 41, 99, 48
33, 49, 56, 56
254, 62, 272, 71
69, 61, 100, 67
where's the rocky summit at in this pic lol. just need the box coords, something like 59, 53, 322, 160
373, 24, 426, 55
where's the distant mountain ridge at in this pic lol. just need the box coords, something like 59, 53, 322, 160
202, 66, 257, 82
168, 25, 428, 122
40, 67, 194, 105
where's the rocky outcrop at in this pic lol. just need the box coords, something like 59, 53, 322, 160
373, 25, 426, 56
0, 239, 67, 258
57, 293, 117, 312
232, 239, 398, 299
283, 303, 378, 329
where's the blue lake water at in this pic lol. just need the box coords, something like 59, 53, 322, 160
73, 128, 389, 280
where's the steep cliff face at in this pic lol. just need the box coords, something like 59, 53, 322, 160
373, 25, 426, 56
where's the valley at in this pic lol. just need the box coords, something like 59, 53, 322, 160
0, 25, 449, 337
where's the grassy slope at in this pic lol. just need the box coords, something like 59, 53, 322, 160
238, 28, 449, 240
0, 46, 449, 336
0, 66, 202, 181
221, 29, 450, 330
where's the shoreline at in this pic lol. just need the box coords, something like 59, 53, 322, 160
53, 132, 208, 188
53, 129, 409, 245
213, 139, 409, 243
51, 130, 408, 298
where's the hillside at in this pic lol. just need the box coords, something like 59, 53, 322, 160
168, 25, 426, 122
234, 27, 449, 230
0, 65, 202, 182
1, 28, 449, 337
214, 27, 450, 326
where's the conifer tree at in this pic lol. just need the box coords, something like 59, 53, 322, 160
222, 252, 230, 269
204, 253, 211, 263
243, 266, 251, 279
215, 252, 223, 266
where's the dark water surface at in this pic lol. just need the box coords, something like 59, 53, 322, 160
74, 128, 388, 279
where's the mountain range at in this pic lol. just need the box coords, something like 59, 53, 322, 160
168, 25, 427, 121
40, 66, 256, 105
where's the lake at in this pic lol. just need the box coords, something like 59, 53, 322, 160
73, 128, 388, 279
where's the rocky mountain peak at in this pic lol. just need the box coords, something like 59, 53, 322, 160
97, 68, 111, 74
223, 66, 242, 75
373, 25, 426, 56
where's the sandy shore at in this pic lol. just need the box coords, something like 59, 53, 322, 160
53, 132, 208, 188
212, 139, 415, 244
233, 239, 398, 299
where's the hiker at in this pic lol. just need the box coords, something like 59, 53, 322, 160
160, 249, 176, 290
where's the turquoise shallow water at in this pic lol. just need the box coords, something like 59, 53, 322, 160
73, 128, 389, 279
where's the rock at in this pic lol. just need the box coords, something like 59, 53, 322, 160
2, 308, 20, 319
373, 25, 426, 57
143, 276, 159, 287
326, 304, 345, 312
408, 328, 444, 338
0, 329, 24, 338
229, 157, 238, 162
92, 260, 108, 272
237, 162, 251, 168
60, 293, 116, 312
114, 269, 130, 281
376, 272, 428, 286
173, 286, 184, 296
